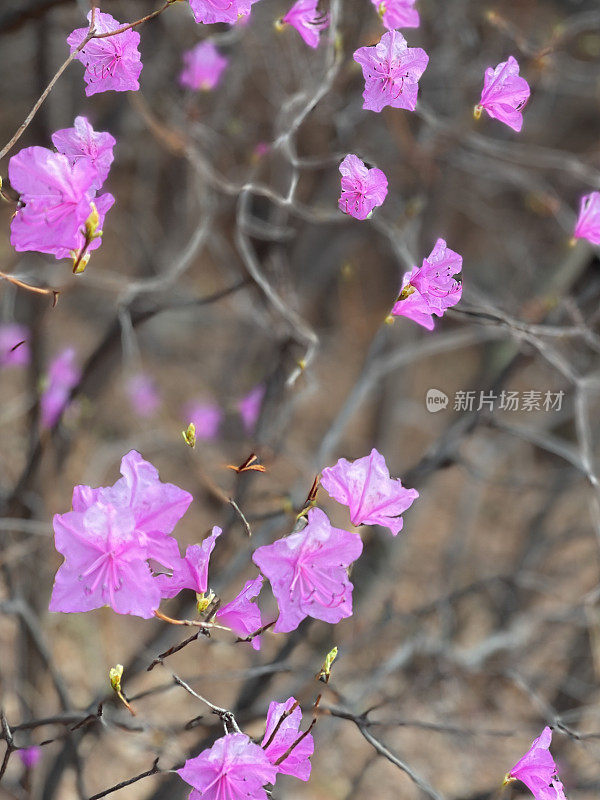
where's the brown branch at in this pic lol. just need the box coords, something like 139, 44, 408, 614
87, 758, 161, 800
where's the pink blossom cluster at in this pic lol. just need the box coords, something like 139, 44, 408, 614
179, 40, 229, 91
279, 0, 329, 48
9, 117, 115, 264
507, 728, 568, 800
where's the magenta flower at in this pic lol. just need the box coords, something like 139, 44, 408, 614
179, 40, 229, 91
216, 576, 264, 650
391, 238, 462, 330
125, 373, 161, 418
280, 0, 329, 49
574, 191, 600, 245
0, 323, 30, 368
338, 154, 388, 220
184, 400, 222, 441
252, 507, 362, 633
261, 697, 314, 780
9, 146, 114, 261
474, 56, 530, 132
67, 10, 142, 96
188, 0, 259, 25
18, 746, 42, 769
506, 727, 568, 800
51, 116, 115, 190
372, 0, 419, 30
178, 733, 277, 800
321, 448, 418, 536
353, 30, 428, 113
40, 348, 81, 428
237, 385, 264, 434
157, 527, 221, 599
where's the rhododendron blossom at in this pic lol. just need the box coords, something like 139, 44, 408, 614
125, 373, 161, 418
188, 0, 259, 25
252, 507, 363, 633
178, 733, 276, 800
9, 146, 114, 261
0, 323, 30, 368
505, 727, 568, 800
279, 0, 329, 49
574, 191, 600, 245
392, 238, 462, 330
321, 448, 418, 536
353, 30, 428, 113
51, 116, 115, 190
50, 451, 192, 616
238, 385, 264, 433
67, 11, 142, 96
372, 0, 419, 30
216, 576, 264, 650
261, 696, 314, 780
474, 56, 530, 132
338, 154, 388, 220
184, 400, 222, 440
40, 348, 81, 428
157, 527, 221, 599
179, 41, 229, 91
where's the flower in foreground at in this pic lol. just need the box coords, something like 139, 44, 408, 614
157, 527, 221, 599
40, 348, 81, 428
9, 146, 114, 261
216, 575, 264, 650
178, 733, 277, 800
279, 0, 329, 48
125, 373, 161, 418
188, 0, 260, 25
573, 191, 600, 245
338, 154, 388, 220
353, 30, 428, 113
179, 40, 229, 91
252, 507, 363, 633
261, 696, 314, 780
321, 448, 418, 536
505, 727, 568, 800
67, 10, 142, 96
51, 116, 115, 190
391, 238, 462, 330
372, 0, 419, 30
0, 323, 30, 368
474, 56, 530, 132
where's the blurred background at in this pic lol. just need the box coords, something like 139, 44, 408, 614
1, 0, 600, 797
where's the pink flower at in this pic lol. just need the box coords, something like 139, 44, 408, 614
353, 30, 428, 113
391, 238, 462, 330
179, 40, 229, 91
506, 727, 568, 800
51, 116, 115, 190
188, 0, 260, 25
252, 507, 362, 633
18, 746, 42, 769
178, 733, 277, 800
9, 146, 114, 261
40, 348, 81, 428
474, 56, 530, 132
261, 697, 314, 780
372, 0, 419, 30
125, 373, 161, 418
67, 10, 142, 96
280, 0, 329, 49
216, 576, 264, 650
157, 527, 221, 599
574, 191, 600, 245
321, 448, 418, 536
184, 400, 222, 440
0, 323, 30, 368
49, 502, 162, 618
237, 385, 264, 434
338, 154, 388, 220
